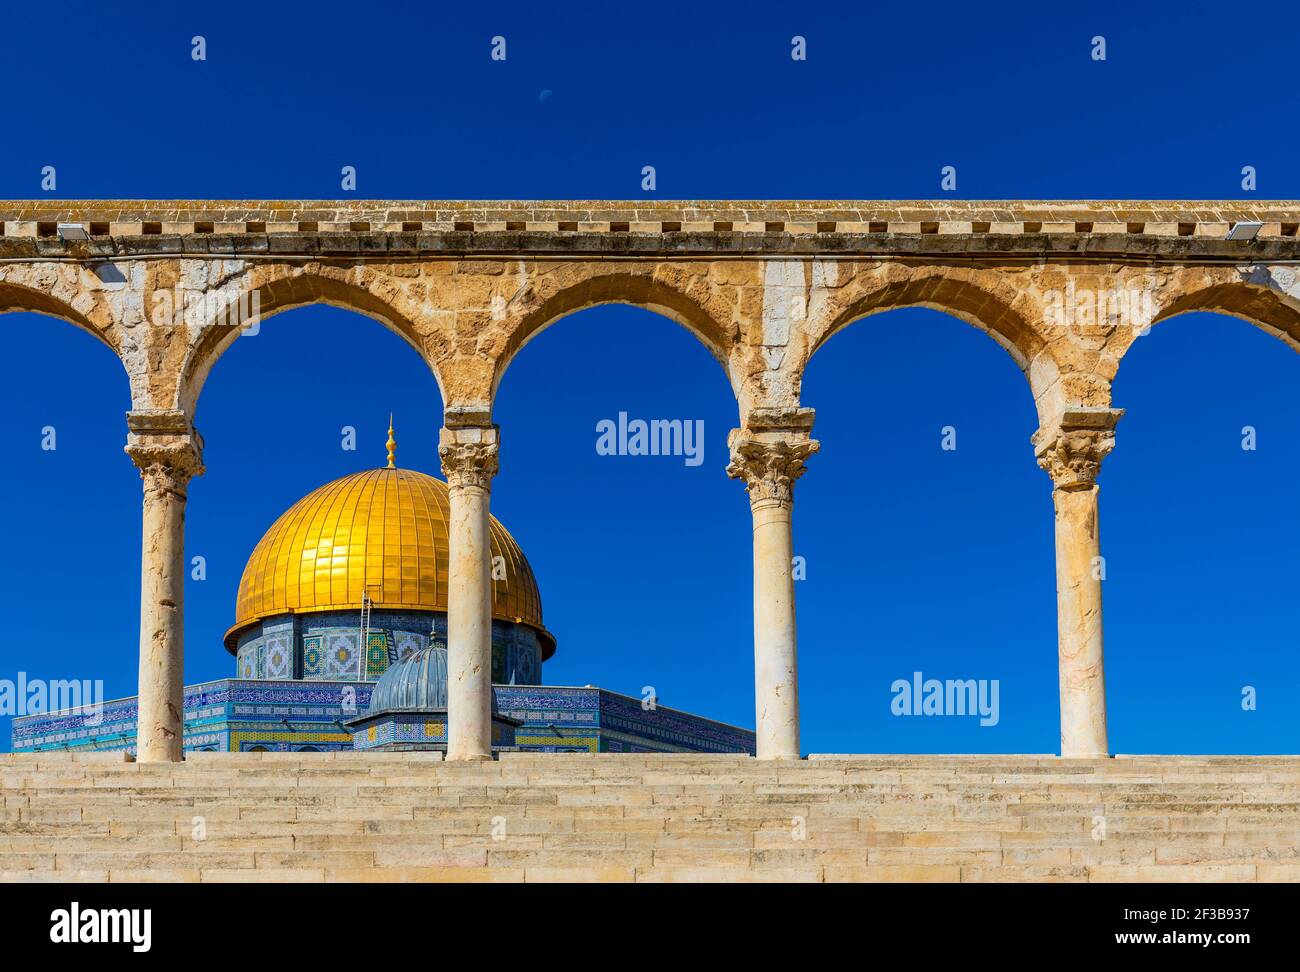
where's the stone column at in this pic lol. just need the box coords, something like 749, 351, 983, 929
125, 410, 204, 763
727, 411, 818, 760
1033, 407, 1123, 758
439, 418, 500, 761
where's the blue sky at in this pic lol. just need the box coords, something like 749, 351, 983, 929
2, 0, 1297, 754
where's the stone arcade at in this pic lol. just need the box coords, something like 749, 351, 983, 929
3, 199, 1299, 763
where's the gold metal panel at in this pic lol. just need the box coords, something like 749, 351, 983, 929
225, 467, 549, 655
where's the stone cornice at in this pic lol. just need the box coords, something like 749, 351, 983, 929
5, 233, 1299, 264
3, 199, 1298, 223
0, 200, 1295, 262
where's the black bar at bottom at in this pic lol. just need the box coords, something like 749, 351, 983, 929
0, 882, 1285, 956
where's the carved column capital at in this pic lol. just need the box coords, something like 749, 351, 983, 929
727, 429, 819, 507
124, 410, 205, 495
1033, 407, 1124, 490
439, 424, 500, 490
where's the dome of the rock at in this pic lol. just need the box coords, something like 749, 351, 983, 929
221, 421, 555, 690
224, 465, 553, 660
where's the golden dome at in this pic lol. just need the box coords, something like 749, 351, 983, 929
223, 466, 552, 657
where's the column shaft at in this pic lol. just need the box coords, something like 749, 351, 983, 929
750, 497, 800, 759
440, 424, 500, 762
135, 468, 189, 762
1052, 485, 1109, 757
1034, 408, 1121, 759
127, 413, 203, 764
728, 424, 817, 760
446, 480, 493, 760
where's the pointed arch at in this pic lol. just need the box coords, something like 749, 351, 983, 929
178, 268, 441, 415
0, 279, 117, 353
491, 268, 736, 398
1144, 275, 1300, 358
807, 269, 1047, 370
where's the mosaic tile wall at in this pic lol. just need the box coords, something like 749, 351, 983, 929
353, 713, 448, 751
13, 680, 754, 755
262, 618, 295, 680
232, 610, 543, 686
495, 686, 756, 755
350, 710, 519, 752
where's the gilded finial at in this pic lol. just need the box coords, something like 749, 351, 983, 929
386, 414, 396, 468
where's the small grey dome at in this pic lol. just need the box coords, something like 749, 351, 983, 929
368, 645, 449, 714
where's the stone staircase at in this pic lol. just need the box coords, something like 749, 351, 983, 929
2, 752, 1298, 882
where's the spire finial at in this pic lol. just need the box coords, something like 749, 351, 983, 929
386, 414, 396, 468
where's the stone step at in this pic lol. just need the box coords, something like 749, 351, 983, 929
6, 753, 1298, 882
